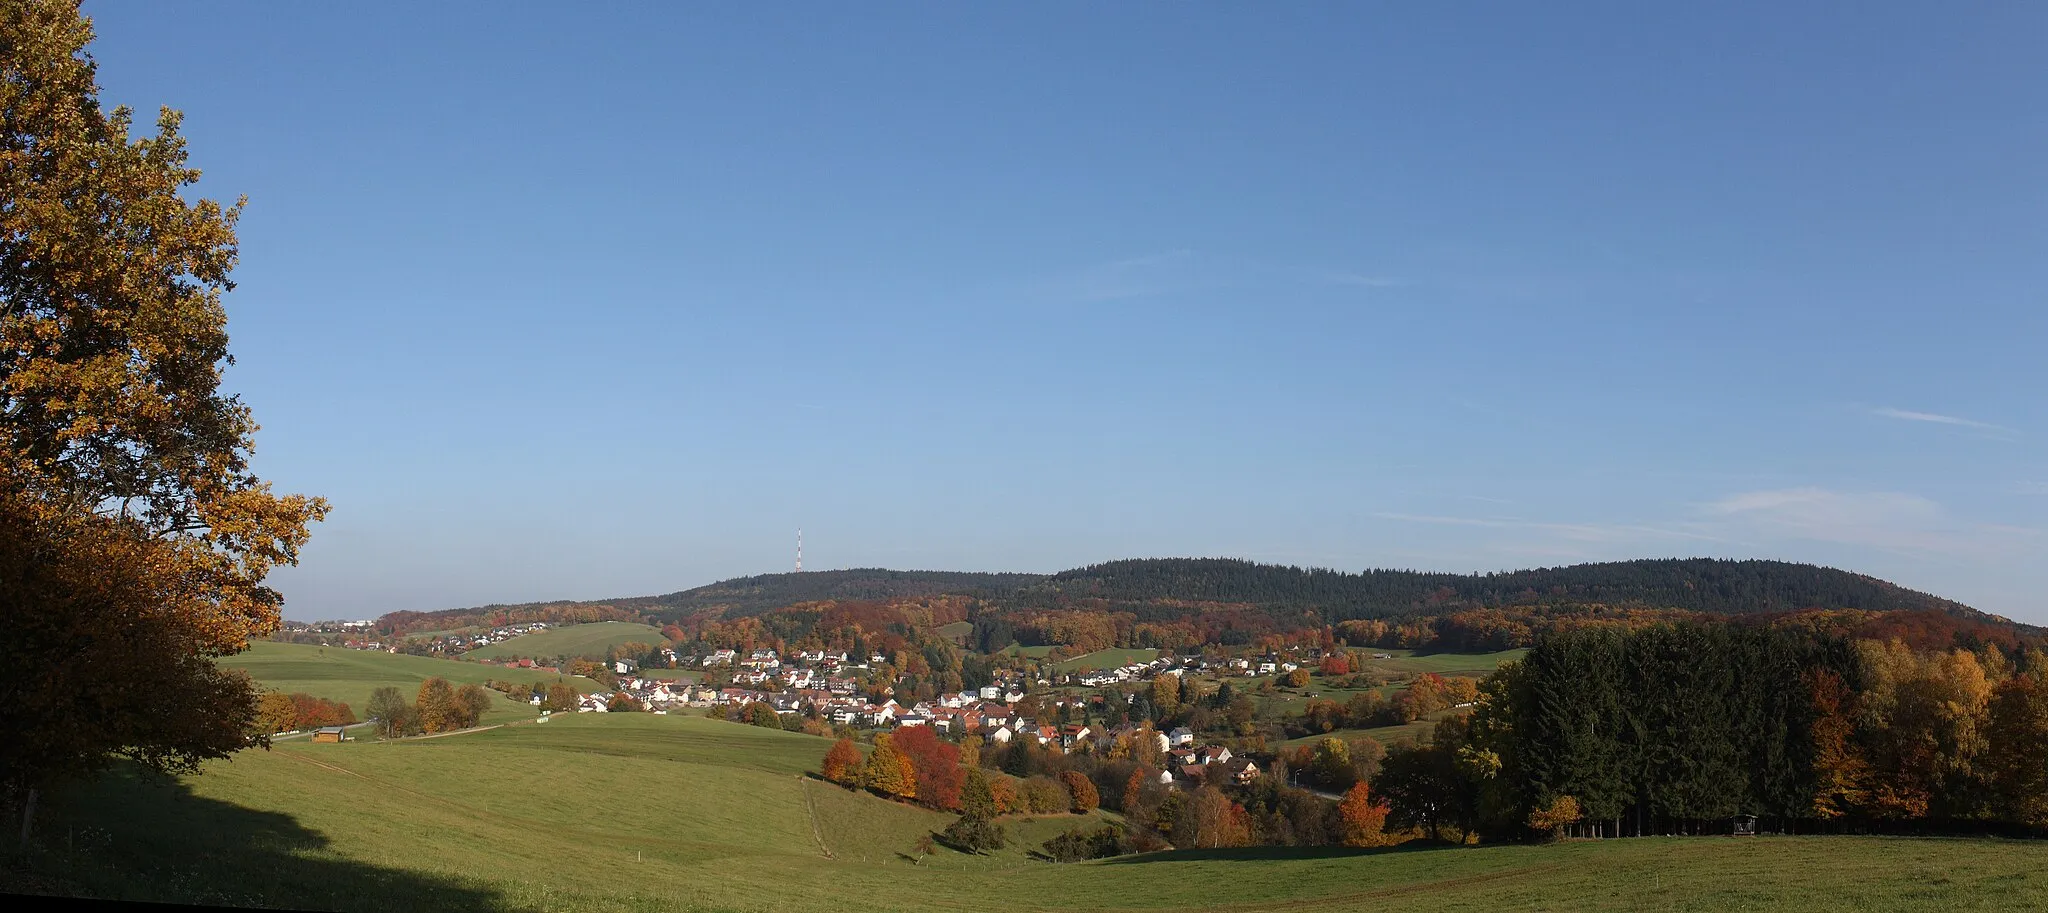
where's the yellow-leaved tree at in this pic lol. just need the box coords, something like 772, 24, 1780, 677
1, 0, 328, 840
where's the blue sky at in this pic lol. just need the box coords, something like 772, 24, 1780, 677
81, 2, 2047, 622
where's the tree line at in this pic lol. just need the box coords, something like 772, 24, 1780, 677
1368, 621, 2048, 841
252, 693, 356, 734
364, 679, 495, 738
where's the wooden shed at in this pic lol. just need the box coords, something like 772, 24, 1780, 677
312, 726, 348, 743
1731, 814, 1758, 836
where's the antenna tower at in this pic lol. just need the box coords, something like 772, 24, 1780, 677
796, 528, 803, 573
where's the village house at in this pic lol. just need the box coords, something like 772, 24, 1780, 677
1219, 758, 1262, 785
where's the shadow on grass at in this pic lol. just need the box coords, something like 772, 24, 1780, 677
1, 763, 503, 912
1096, 841, 1460, 865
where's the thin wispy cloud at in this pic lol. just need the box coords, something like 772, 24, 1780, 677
1079, 249, 1197, 301
1701, 487, 2038, 559
1870, 407, 2015, 435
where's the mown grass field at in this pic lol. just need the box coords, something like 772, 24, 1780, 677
464, 621, 669, 661
1367, 648, 1528, 676
223, 642, 597, 725
14, 712, 2048, 913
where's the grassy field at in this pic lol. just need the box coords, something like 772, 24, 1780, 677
1367, 648, 1528, 676
464, 621, 669, 661
13, 712, 2048, 913
935, 621, 976, 644
1051, 647, 1159, 674
224, 642, 598, 725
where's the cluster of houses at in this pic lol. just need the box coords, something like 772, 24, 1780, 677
1067, 654, 1306, 687
434, 622, 552, 651
564, 647, 1263, 791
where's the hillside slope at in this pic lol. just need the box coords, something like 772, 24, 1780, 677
20, 714, 2048, 912
386, 557, 2022, 638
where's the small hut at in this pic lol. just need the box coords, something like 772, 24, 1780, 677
311, 726, 348, 743
1731, 814, 1758, 836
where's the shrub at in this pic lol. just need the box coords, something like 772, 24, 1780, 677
1041, 824, 1128, 862
940, 816, 1008, 854
1023, 775, 1069, 814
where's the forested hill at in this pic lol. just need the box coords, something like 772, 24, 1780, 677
1024, 557, 1986, 621
387, 557, 2012, 635
628, 568, 1046, 617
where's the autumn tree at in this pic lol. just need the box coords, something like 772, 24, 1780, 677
893, 725, 964, 811
456, 683, 494, 726
0, 0, 328, 836
1337, 782, 1392, 847
1984, 671, 2048, 826
822, 737, 863, 787
1151, 674, 1182, 717
1122, 767, 1151, 818
416, 678, 461, 733
988, 774, 1021, 814
1284, 668, 1311, 689
1022, 775, 1069, 814
1062, 770, 1100, 813
1173, 786, 1251, 849
541, 683, 578, 713
863, 733, 916, 800
1526, 794, 1581, 842
254, 693, 299, 735
1806, 668, 1870, 820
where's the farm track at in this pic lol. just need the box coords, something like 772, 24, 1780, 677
797, 776, 835, 859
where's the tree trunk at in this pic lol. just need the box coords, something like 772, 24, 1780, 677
18, 788, 36, 847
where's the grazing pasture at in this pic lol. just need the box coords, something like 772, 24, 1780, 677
464, 621, 669, 661
13, 713, 2048, 913
223, 642, 597, 725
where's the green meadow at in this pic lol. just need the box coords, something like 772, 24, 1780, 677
223, 641, 598, 725
464, 621, 670, 661
1366, 648, 1529, 676
14, 713, 2047, 913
